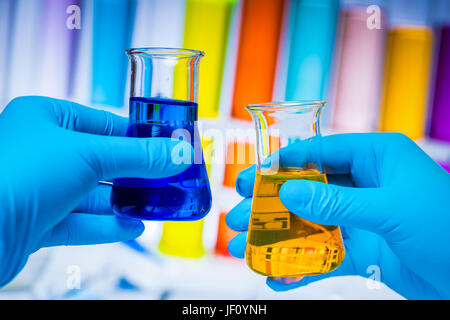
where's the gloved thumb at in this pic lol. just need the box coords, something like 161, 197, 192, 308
81, 135, 194, 180
279, 180, 393, 236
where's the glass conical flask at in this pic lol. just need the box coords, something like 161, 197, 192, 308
245, 101, 345, 277
111, 48, 212, 221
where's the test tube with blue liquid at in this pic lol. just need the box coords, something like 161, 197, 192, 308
111, 48, 212, 221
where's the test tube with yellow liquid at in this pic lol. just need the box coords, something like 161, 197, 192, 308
245, 101, 345, 277
379, 0, 433, 140
158, 137, 214, 258
379, 27, 433, 140
180, 0, 236, 118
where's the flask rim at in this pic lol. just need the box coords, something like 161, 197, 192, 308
246, 101, 326, 112
126, 47, 205, 59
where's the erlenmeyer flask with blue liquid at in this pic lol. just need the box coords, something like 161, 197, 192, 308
111, 48, 212, 221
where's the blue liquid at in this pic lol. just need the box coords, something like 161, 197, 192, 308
111, 97, 212, 221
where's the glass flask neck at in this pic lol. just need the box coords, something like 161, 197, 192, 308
246, 101, 326, 173
126, 47, 204, 103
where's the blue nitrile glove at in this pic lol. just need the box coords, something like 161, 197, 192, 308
0, 96, 192, 287
226, 133, 450, 300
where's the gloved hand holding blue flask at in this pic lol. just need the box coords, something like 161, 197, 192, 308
0, 96, 192, 287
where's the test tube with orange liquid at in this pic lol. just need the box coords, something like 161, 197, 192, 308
231, 0, 285, 121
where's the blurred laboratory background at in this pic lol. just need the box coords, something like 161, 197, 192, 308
0, 0, 449, 299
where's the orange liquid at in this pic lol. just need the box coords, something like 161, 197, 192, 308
246, 168, 345, 277
231, 0, 285, 121
223, 142, 255, 188
215, 212, 239, 257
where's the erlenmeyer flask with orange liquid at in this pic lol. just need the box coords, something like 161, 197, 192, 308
245, 101, 345, 277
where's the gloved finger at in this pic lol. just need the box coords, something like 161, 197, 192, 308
228, 183, 352, 233
53, 99, 129, 135
80, 135, 194, 180
280, 133, 383, 174
8, 96, 129, 135
236, 165, 256, 197
265, 252, 356, 291
281, 134, 386, 187
235, 134, 369, 198
228, 231, 247, 259
279, 180, 393, 236
38, 214, 145, 248
72, 184, 113, 215
242, 136, 350, 179
226, 198, 252, 231
276, 136, 349, 175
236, 168, 354, 198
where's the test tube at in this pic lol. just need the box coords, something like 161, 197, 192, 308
223, 142, 255, 188
158, 220, 206, 258
428, 1, 450, 143
284, 0, 339, 123
0, 0, 14, 108
181, 0, 236, 118
379, 0, 433, 140
157, 136, 214, 258
91, 0, 136, 107
70, 0, 93, 105
330, 3, 386, 132
223, 134, 281, 188
131, 0, 184, 48
5, 0, 43, 101
215, 212, 238, 257
202, 137, 215, 176
231, 0, 285, 121
36, 0, 80, 99
439, 161, 450, 173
